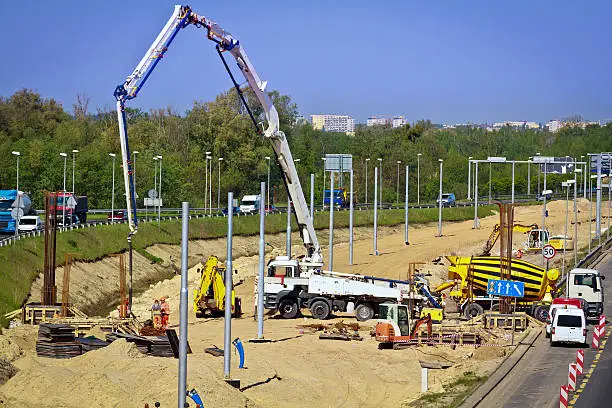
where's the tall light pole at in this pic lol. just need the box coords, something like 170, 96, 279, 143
60, 152, 68, 226
321, 157, 326, 209
580, 155, 586, 198
417, 153, 422, 205
205, 151, 211, 212
132, 150, 138, 200
488, 161, 492, 204
396, 160, 401, 204
108, 153, 116, 223
206, 155, 212, 214
562, 180, 575, 277
527, 157, 532, 196
437, 159, 443, 237
467, 157, 472, 200
536, 152, 541, 196
71, 150, 79, 194
153, 156, 158, 221
157, 155, 163, 226
365, 158, 370, 204
12, 151, 20, 236
265, 156, 271, 210
377, 158, 383, 209
218, 157, 223, 211
574, 169, 581, 267
511, 160, 515, 204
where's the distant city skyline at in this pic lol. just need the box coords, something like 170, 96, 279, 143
0, 1, 610, 124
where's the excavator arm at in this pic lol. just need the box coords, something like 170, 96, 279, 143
480, 223, 539, 256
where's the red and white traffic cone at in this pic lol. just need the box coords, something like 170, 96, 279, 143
576, 350, 584, 376
592, 324, 602, 349
599, 314, 606, 327
568, 363, 577, 391
560, 385, 569, 408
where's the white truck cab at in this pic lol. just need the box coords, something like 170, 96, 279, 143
18, 215, 43, 232
567, 268, 605, 318
550, 307, 587, 346
239, 194, 261, 214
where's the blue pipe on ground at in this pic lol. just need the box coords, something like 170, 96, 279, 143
232, 338, 245, 369
187, 388, 204, 407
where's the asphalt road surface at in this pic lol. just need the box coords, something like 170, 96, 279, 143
475, 253, 612, 408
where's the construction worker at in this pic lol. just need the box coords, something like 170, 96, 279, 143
151, 299, 161, 328
160, 297, 170, 330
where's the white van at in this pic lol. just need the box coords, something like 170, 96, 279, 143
239, 195, 261, 215
18, 215, 43, 232
550, 307, 587, 346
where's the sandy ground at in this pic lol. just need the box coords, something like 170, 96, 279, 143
1, 199, 605, 408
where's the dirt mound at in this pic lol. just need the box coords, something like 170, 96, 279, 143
0, 359, 17, 386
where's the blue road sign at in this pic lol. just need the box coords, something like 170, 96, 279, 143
487, 279, 525, 298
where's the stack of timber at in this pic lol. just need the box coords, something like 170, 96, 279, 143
36, 323, 81, 358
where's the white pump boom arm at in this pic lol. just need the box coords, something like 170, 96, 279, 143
114, 5, 322, 263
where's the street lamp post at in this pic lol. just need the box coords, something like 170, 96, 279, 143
365, 158, 370, 204
396, 160, 401, 204
218, 157, 223, 212
132, 150, 138, 200
71, 150, 79, 194
205, 151, 211, 212
265, 156, 271, 210
488, 161, 492, 204
536, 152, 541, 196
437, 159, 443, 237
377, 158, 383, 209
527, 157, 532, 196
153, 156, 158, 221
60, 152, 68, 227
581, 155, 586, 198
108, 153, 116, 224
511, 160, 515, 204
417, 153, 422, 205
11, 151, 20, 235
574, 169, 581, 267
321, 158, 326, 209
157, 155, 163, 226
562, 180, 575, 276
206, 155, 212, 215
467, 157, 472, 200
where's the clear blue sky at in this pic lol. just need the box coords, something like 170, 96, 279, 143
1, 0, 610, 124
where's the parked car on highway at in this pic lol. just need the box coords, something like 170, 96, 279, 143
437, 193, 456, 207
18, 215, 43, 232
222, 206, 240, 216
550, 307, 587, 347
107, 210, 127, 221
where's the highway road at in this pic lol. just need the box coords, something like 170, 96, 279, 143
473, 252, 612, 408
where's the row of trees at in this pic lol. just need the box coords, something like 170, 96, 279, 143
1, 88, 611, 211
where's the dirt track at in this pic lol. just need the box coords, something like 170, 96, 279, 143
1, 199, 603, 408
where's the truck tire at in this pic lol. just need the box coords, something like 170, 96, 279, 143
533, 305, 549, 322
464, 303, 484, 319
355, 303, 374, 321
310, 300, 331, 320
278, 298, 299, 319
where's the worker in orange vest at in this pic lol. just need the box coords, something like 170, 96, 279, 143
160, 297, 170, 330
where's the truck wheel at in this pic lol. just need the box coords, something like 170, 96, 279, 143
533, 306, 549, 322
278, 298, 299, 319
464, 303, 484, 319
355, 303, 374, 321
310, 300, 330, 320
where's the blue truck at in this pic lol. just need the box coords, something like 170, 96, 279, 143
324, 188, 348, 208
0, 190, 33, 234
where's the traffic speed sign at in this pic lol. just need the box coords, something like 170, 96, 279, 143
542, 244, 556, 260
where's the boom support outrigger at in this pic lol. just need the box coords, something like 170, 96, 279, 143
113, 5, 322, 263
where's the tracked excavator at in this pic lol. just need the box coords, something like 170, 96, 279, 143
113, 5, 439, 322
480, 223, 573, 256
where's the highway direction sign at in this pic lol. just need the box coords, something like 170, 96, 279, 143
487, 279, 525, 298
542, 244, 556, 260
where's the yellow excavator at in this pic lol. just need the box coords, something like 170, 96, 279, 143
480, 223, 573, 256
193, 256, 242, 318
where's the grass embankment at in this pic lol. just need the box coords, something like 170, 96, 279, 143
409, 371, 487, 408
0, 206, 495, 326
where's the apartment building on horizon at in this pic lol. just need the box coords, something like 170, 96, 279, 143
311, 114, 355, 134
367, 115, 407, 128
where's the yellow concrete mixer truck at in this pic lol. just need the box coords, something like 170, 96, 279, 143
435, 256, 560, 321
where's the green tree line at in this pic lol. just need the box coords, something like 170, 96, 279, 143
1, 89, 611, 211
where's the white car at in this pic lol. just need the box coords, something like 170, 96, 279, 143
18, 215, 43, 232
550, 307, 587, 347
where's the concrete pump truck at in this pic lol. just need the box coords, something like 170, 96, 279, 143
114, 5, 440, 322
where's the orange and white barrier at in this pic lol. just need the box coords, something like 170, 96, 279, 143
559, 385, 569, 408
568, 363, 577, 391
576, 350, 584, 375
